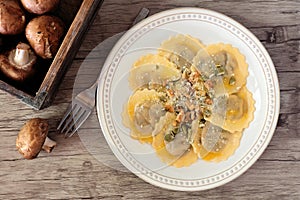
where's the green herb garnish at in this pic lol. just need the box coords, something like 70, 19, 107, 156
204, 109, 212, 118
164, 127, 179, 142
164, 133, 175, 142
201, 74, 209, 81
229, 76, 236, 85
215, 64, 225, 76
159, 95, 168, 102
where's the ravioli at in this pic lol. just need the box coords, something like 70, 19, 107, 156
205, 87, 255, 132
123, 34, 255, 167
155, 147, 198, 168
193, 122, 242, 162
129, 63, 180, 90
193, 43, 248, 94
191, 126, 203, 156
158, 34, 205, 69
152, 121, 198, 168
123, 89, 168, 143
133, 54, 177, 69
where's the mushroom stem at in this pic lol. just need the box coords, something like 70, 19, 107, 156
42, 137, 57, 153
13, 43, 30, 66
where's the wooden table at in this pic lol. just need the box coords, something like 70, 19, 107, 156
1, 0, 299, 199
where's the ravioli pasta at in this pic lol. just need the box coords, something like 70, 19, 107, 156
123, 34, 255, 167
129, 62, 180, 90
205, 87, 255, 132
193, 43, 249, 94
159, 34, 205, 69
123, 89, 167, 143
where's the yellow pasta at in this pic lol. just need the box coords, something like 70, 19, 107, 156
133, 54, 177, 69
159, 34, 205, 69
205, 87, 255, 132
193, 43, 248, 94
192, 122, 243, 162
123, 34, 255, 167
123, 89, 166, 143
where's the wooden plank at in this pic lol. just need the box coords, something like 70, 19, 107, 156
0, 156, 299, 199
0, 0, 299, 199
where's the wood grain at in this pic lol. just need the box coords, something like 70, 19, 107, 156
0, 0, 299, 199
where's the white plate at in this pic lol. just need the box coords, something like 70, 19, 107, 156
96, 8, 280, 191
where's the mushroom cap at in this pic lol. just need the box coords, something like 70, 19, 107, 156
20, 0, 60, 15
0, 43, 37, 82
0, 0, 26, 35
25, 15, 65, 59
16, 118, 49, 159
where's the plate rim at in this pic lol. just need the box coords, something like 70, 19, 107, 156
96, 7, 280, 191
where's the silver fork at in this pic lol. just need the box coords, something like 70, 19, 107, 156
57, 8, 150, 137
57, 81, 97, 137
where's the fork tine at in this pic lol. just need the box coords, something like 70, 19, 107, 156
57, 104, 74, 130
65, 110, 91, 138
60, 104, 80, 134
64, 107, 85, 136
65, 110, 88, 137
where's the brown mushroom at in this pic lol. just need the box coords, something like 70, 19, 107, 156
0, 0, 26, 35
0, 42, 37, 82
16, 118, 57, 160
20, 0, 60, 15
25, 15, 64, 59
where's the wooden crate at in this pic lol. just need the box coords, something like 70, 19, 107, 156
0, 0, 103, 109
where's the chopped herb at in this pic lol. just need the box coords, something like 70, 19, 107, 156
229, 76, 236, 85
159, 95, 167, 102
201, 74, 209, 81
185, 68, 191, 75
204, 109, 212, 118
215, 64, 225, 76
199, 75, 204, 82
164, 133, 175, 142
173, 127, 179, 134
